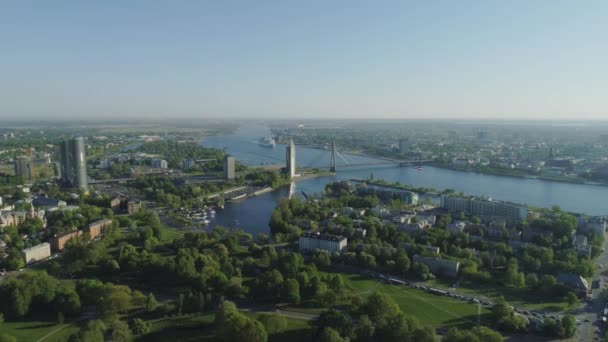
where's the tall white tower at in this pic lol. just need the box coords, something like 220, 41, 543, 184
286, 139, 296, 178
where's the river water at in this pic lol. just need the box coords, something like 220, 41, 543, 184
203, 125, 607, 236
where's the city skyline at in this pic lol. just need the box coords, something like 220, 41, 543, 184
1, 1, 607, 120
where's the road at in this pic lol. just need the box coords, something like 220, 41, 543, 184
574, 236, 608, 342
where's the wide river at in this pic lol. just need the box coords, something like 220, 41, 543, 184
203, 125, 607, 236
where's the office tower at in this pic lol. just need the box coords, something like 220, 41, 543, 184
14, 156, 33, 181
286, 139, 296, 178
60, 137, 88, 189
224, 155, 235, 180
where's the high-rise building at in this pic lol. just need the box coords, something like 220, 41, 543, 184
60, 137, 88, 189
224, 155, 235, 180
441, 195, 527, 224
286, 139, 296, 178
151, 159, 168, 169
299, 231, 347, 253
14, 156, 33, 181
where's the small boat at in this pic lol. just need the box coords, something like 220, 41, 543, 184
415, 167, 423, 171
257, 137, 276, 148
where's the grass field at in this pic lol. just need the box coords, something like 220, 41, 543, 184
428, 278, 571, 312
140, 312, 313, 342
158, 225, 184, 241
1, 319, 81, 342
342, 273, 492, 328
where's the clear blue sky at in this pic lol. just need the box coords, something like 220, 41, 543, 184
0, 1, 606, 120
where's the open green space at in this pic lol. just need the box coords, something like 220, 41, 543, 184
140, 312, 313, 342
342, 273, 492, 328
1, 319, 80, 342
428, 279, 572, 312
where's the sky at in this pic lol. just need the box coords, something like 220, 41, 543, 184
0, 1, 607, 120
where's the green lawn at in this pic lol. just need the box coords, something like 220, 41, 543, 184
158, 225, 184, 241
1, 319, 81, 342
343, 273, 492, 328
427, 278, 571, 312
140, 312, 313, 342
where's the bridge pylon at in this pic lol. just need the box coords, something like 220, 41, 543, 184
330, 141, 337, 172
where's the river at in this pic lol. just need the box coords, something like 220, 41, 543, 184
203, 125, 607, 236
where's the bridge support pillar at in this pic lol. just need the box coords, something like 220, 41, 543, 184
330, 141, 336, 172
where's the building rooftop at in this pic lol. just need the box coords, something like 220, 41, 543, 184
300, 231, 346, 242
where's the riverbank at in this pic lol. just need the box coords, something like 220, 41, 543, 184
430, 162, 608, 187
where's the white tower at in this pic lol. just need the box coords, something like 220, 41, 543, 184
286, 139, 296, 178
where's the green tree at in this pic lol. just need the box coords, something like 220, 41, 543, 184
145, 293, 158, 312
354, 315, 374, 342
111, 319, 133, 342
317, 309, 353, 338
258, 313, 288, 335
281, 279, 301, 304
565, 292, 578, 306
318, 327, 346, 342
365, 291, 400, 323
561, 315, 576, 337
131, 318, 151, 335
78, 320, 107, 342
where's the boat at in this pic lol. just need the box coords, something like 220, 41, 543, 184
203, 219, 210, 225
257, 137, 276, 148
415, 167, 423, 171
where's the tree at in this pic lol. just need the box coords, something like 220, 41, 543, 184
145, 293, 158, 312
354, 315, 374, 342
561, 315, 576, 338
131, 318, 151, 335
443, 326, 503, 342
542, 318, 563, 337
565, 292, 578, 306
365, 291, 400, 323
317, 309, 353, 338
111, 320, 133, 342
318, 327, 346, 342
258, 313, 287, 334
282, 279, 301, 304
78, 320, 107, 342
218, 313, 267, 342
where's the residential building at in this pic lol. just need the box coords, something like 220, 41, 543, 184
299, 231, 347, 253
572, 235, 592, 258
32, 196, 67, 210
14, 156, 33, 181
399, 243, 440, 255
441, 195, 527, 224
127, 198, 142, 214
22, 242, 51, 264
151, 159, 168, 169
418, 214, 436, 226
557, 273, 589, 298
577, 216, 607, 235
59, 137, 88, 189
371, 206, 390, 217
446, 221, 469, 233
182, 158, 196, 169
51, 230, 83, 251
110, 197, 122, 211
224, 155, 235, 180
413, 255, 460, 278
85, 219, 113, 239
